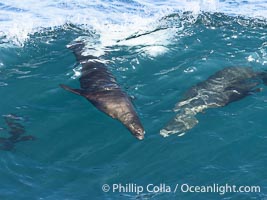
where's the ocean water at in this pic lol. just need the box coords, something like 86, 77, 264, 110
0, 0, 267, 200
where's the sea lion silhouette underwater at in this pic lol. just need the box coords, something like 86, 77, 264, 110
160, 66, 267, 137
0, 114, 35, 151
60, 42, 145, 140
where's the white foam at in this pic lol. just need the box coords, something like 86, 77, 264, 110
141, 46, 169, 57
0, 0, 266, 48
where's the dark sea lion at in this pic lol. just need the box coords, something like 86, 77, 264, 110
0, 114, 35, 151
60, 42, 145, 140
160, 67, 267, 137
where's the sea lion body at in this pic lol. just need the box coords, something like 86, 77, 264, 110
0, 114, 35, 151
60, 42, 145, 140
160, 67, 267, 137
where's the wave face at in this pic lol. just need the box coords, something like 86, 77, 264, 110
0, 1, 267, 200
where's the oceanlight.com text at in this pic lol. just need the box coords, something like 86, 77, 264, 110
102, 183, 261, 195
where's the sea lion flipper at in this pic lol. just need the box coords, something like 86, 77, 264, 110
60, 84, 84, 96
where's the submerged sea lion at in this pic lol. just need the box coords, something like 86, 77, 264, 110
60, 42, 145, 140
160, 67, 267, 137
0, 114, 35, 151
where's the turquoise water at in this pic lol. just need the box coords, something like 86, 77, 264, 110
1, 1, 267, 200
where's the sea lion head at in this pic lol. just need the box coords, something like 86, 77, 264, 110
108, 97, 145, 140
126, 117, 145, 140
118, 110, 144, 140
